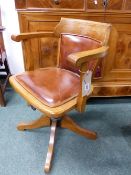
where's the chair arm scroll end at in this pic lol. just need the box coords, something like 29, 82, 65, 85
11, 35, 21, 42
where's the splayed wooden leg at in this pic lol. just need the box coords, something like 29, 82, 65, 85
44, 120, 57, 173
0, 85, 5, 107
17, 115, 50, 131
61, 115, 97, 140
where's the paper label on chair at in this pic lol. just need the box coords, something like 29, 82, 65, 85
82, 71, 92, 97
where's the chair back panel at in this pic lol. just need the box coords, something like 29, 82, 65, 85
55, 18, 111, 45
59, 34, 102, 74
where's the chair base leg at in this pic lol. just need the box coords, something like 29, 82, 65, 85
17, 115, 50, 131
0, 85, 5, 107
44, 120, 57, 173
17, 114, 97, 173
61, 115, 97, 140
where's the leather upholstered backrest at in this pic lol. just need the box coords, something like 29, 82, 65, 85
59, 34, 102, 74
55, 18, 111, 74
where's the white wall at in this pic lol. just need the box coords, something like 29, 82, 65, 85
1, 0, 24, 74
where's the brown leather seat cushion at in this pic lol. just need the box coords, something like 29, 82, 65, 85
15, 68, 80, 107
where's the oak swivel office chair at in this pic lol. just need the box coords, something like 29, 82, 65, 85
10, 18, 111, 173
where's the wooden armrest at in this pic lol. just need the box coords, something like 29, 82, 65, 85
11, 32, 55, 42
67, 46, 109, 67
